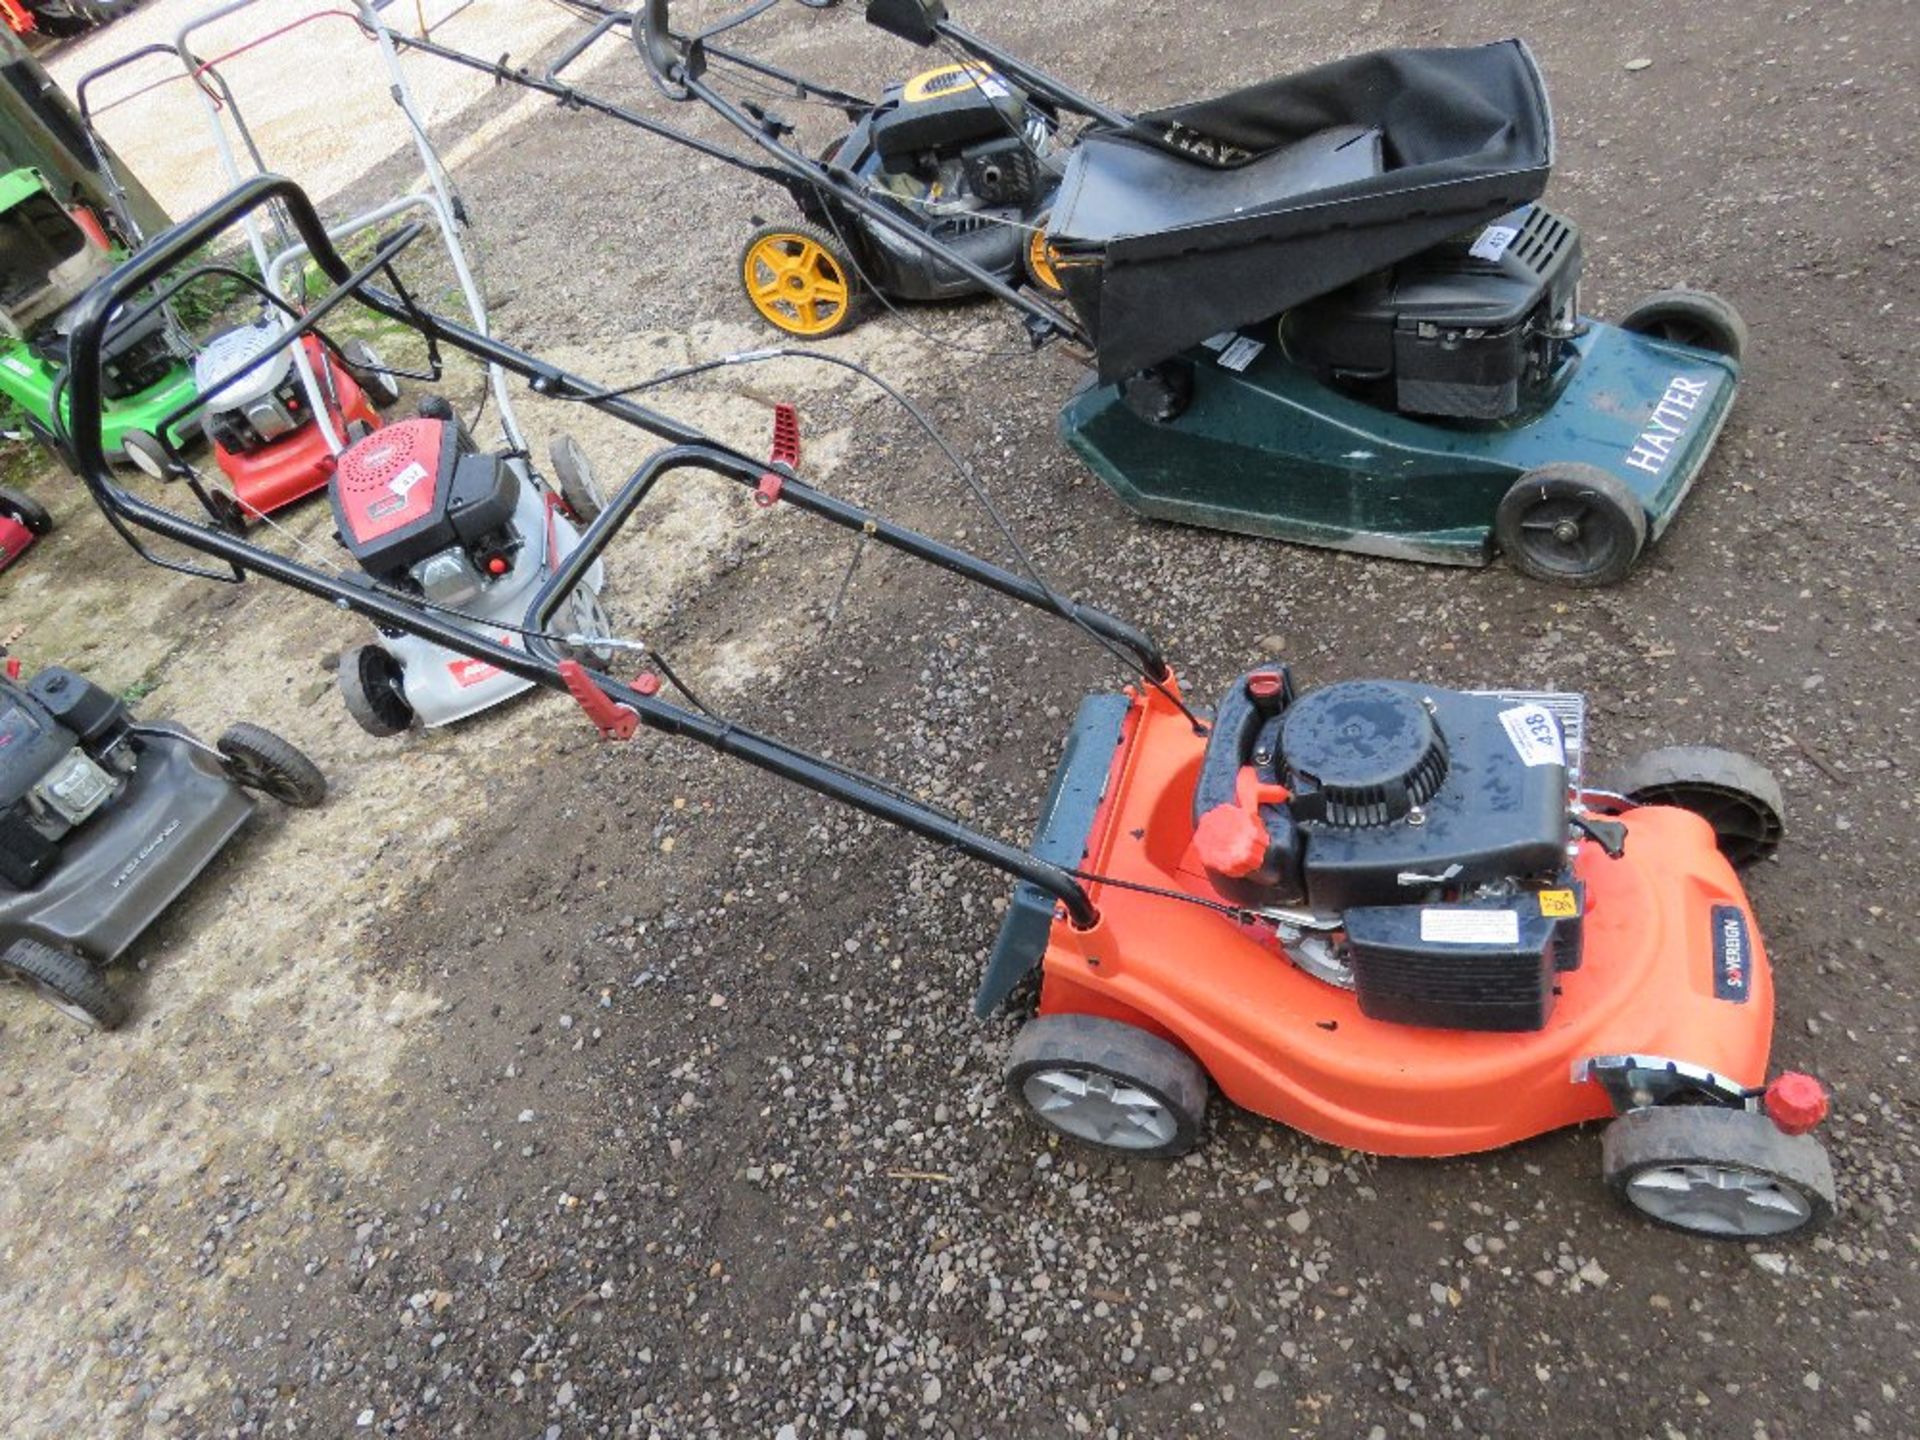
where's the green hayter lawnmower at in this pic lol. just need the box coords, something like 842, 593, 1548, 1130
0, 166, 198, 468
637, 1, 1751, 585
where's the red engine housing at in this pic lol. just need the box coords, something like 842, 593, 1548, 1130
329, 416, 519, 580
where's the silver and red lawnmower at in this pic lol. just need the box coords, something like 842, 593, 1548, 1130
102, 0, 611, 735
0, 649, 324, 1029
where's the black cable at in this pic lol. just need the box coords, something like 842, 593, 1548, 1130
1064, 865, 1264, 923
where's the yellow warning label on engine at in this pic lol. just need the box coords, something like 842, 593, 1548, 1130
1538, 889, 1579, 918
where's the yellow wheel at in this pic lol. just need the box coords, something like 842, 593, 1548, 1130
740, 222, 858, 338
1023, 214, 1067, 297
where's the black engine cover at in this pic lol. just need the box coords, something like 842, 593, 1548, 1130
1291, 683, 1569, 912
1282, 203, 1582, 420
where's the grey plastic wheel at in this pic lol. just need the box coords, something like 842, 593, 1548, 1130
341, 339, 402, 410
120, 429, 174, 482
1006, 1013, 1207, 1158
1609, 746, 1784, 866
1603, 1106, 1833, 1239
338, 644, 414, 737
1, 938, 125, 1030
217, 723, 327, 808
550, 434, 604, 524
1496, 462, 1649, 587
1618, 289, 1748, 364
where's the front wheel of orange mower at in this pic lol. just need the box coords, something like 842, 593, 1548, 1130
739, 222, 860, 339
1603, 1107, 1834, 1240
1006, 1013, 1207, 1159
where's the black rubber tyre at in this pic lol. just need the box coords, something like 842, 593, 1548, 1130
217, 723, 327, 808
1, 938, 126, 1030
1603, 1106, 1834, 1240
1495, 462, 1649, 587
340, 339, 402, 410
206, 490, 250, 536
1608, 745, 1785, 866
0, 484, 54, 536
338, 644, 415, 737
119, 429, 174, 482
739, 221, 861, 339
550, 434, 604, 523
1006, 1013, 1208, 1159
1617, 288, 1748, 364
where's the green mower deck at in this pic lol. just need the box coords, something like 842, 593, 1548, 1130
1059, 319, 1739, 567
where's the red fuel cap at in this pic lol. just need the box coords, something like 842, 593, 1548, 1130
1764, 1072, 1829, 1135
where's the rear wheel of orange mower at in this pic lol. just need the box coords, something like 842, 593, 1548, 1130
739, 222, 859, 338
1023, 214, 1066, 297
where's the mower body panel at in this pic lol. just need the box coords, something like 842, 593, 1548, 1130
375, 466, 606, 727
0, 512, 34, 572
0, 339, 201, 462
0, 724, 253, 964
1057, 320, 1739, 565
212, 342, 380, 520
998, 684, 1777, 1158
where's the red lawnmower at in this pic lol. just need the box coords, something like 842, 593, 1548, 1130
66, 176, 1836, 1239
73, 38, 409, 524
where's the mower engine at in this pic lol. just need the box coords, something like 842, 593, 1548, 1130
1281, 204, 1583, 421
330, 412, 526, 610
0, 668, 130, 890
865, 64, 1060, 214
1192, 671, 1586, 1032
194, 320, 313, 452
35, 301, 187, 404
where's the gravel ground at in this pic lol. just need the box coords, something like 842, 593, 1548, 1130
3, 0, 1917, 1437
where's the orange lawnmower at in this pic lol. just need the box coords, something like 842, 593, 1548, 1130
65, 176, 1834, 1240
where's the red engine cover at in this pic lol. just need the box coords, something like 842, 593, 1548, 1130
333, 418, 448, 544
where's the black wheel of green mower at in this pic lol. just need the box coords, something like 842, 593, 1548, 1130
1617, 289, 1748, 364
1495, 462, 1648, 588
340, 339, 402, 410
217, 723, 327, 808
1607, 746, 1785, 866
338, 644, 415, 737
0, 484, 54, 537
1006, 1013, 1207, 1159
550, 434, 604, 524
1, 937, 125, 1030
1602, 1106, 1833, 1239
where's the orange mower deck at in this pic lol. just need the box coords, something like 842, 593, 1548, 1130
214, 338, 380, 520
1016, 681, 1775, 1159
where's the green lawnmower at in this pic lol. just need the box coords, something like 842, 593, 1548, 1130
0, 166, 198, 468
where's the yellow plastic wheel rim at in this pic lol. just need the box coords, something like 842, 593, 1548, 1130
743, 233, 851, 337
1027, 226, 1065, 296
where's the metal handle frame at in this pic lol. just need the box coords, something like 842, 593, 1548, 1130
64, 174, 1123, 926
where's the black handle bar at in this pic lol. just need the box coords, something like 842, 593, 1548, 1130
61, 173, 1117, 929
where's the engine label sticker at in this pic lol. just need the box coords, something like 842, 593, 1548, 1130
1624, 375, 1712, 476
1537, 888, 1579, 918
1420, 909, 1521, 945
1469, 224, 1520, 262
1498, 703, 1566, 767
1216, 336, 1265, 372
1710, 904, 1751, 1002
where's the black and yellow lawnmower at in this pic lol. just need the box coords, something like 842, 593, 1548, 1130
375, 0, 1073, 339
